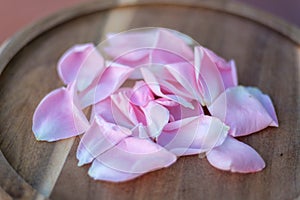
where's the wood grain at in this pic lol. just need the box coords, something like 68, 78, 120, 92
0, 151, 47, 200
0, 186, 12, 200
0, 0, 299, 199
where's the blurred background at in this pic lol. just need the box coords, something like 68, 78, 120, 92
0, 0, 299, 43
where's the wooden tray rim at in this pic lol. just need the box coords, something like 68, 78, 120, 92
0, 0, 299, 199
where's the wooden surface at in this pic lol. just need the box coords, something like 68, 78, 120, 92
0, 0, 299, 199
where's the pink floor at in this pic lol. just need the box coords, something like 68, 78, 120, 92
0, 0, 299, 43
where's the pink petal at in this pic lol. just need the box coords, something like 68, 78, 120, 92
94, 137, 176, 175
57, 44, 92, 84
93, 90, 169, 138
129, 81, 154, 106
154, 28, 194, 62
155, 97, 179, 107
203, 47, 238, 88
157, 116, 229, 156
148, 48, 191, 66
79, 63, 134, 108
104, 28, 193, 66
88, 159, 141, 182
164, 62, 202, 102
57, 43, 105, 91
90, 97, 114, 123
206, 136, 265, 173
164, 100, 204, 121
246, 87, 278, 127
139, 101, 169, 138
140, 66, 194, 108
194, 46, 225, 105
77, 116, 130, 166
103, 28, 194, 80
110, 90, 144, 128
32, 85, 89, 142
104, 30, 157, 63
208, 86, 278, 137
145, 63, 197, 100
92, 89, 149, 130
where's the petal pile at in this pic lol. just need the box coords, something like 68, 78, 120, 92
32, 27, 278, 182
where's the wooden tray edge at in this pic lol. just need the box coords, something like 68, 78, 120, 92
0, 0, 299, 199
0, 0, 300, 74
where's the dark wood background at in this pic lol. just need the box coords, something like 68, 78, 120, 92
0, 0, 299, 199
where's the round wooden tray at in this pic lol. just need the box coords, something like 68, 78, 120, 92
0, 0, 299, 199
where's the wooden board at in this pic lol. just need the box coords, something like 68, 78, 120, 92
0, 0, 299, 199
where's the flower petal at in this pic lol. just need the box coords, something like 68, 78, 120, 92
57, 43, 105, 91
164, 62, 202, 102
154, 28, 194, 62
206, 136, 265, 173
194, 46, 225, 105
57, 44, 92, 84
77, 116, 130, 166
140, 101, 169, 138
104, 30, 157, 63
208, 86, 278, 136
203, 47, 238, 88
90, 97, 114, 123
110, 90, 144, 128
157, 116, 229, 156
79, 63, 133, 108
246, 87, 278, 127
129, 81, 154, 106
32, 85, 89, 142
88, 159, 141, 182
104, 28, 193, 66
92, 89, 152, 131
95, 137, 177, 174
140, 66, 194, 108
163, 100, 204, 121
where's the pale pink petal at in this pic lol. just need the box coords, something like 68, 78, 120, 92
131, 123, 148, 138
140, 101, 169, 138
77, 116, 130, 166
103, 28, 194, 80
92, 90, 147, 130
141, 63, 198, 101
155, 29, 194, 59
57, 43, 105, 91
194, 46, 225, 105
104, 30, 157, 62
32, 86, 89, 142
90, 97, 114, 123
88, 159, 141, 182
111, 48, 192, 80
153, 29, 194, 62
208, 86, 278, 136
57, 44, 92, 84
246, 87, 278, 127
164, 100, 204, 121
157, 116, 229, 156
106, 50, 150, 79
93, 90, 169, 139
79, 63, 134, 108
95, 137, 177, 174
223, 60, 238, 88
203, 47, 238, 88
206, 136, 265, 173
104, 28, 193, 66
155, 97, 179, 107
150, 48, 191, 66
129, 81, 154, 106
110, 91, 144, 128
164, 62, 202, 102
140, 66, 194, 108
